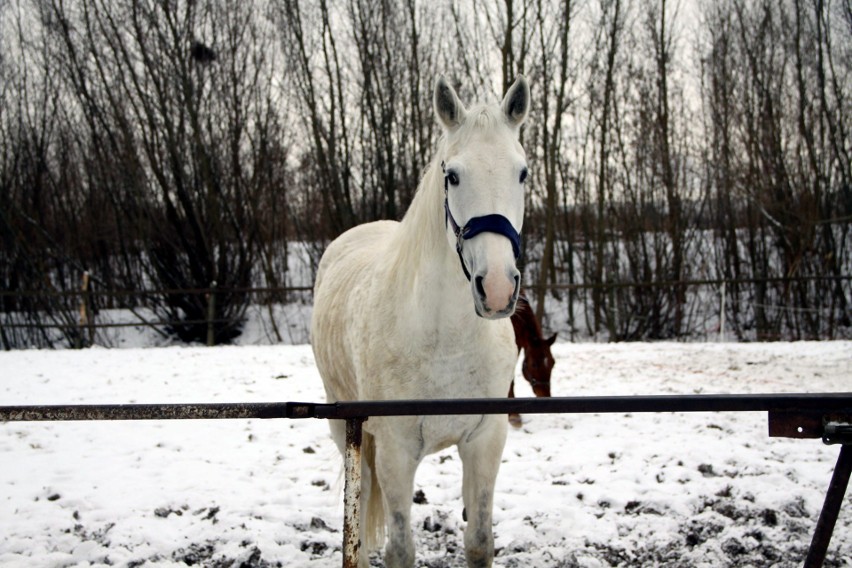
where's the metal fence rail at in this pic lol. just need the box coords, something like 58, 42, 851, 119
3, 392, 852, 422
2, 392, 851, 568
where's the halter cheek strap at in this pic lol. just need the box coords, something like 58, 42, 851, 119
442, 161, 522, 281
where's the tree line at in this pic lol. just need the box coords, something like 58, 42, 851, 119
1, 0, 849, 348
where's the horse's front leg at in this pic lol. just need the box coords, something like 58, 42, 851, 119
374, 434, 419, 568
458, 415, 508, 568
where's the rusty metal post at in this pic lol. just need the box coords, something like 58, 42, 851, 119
343, 417, 365, 568
804, 444, 852, 568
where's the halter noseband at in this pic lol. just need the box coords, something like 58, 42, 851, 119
442, 161, 522, 281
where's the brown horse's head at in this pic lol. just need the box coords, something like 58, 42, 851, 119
521, 333, 556, 397
511, 292, 557, 397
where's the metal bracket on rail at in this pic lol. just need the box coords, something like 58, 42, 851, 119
823, 420, 852, 446
768, 411, 851, 568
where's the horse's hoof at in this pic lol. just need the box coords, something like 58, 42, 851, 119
508, 413, 522, 428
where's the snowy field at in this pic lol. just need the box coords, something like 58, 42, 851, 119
1, 341, 850, 567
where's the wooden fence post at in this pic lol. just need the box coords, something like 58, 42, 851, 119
206, 281, 217, 347
719, 281, 726, 342
76, 271, 91, 349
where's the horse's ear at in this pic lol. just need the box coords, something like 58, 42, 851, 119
546, 333, 557, 346
434, 76, 466, 131
502, 75, 530, 128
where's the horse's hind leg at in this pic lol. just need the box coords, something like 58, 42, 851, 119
374, 438, 419, 568
458, 415, 508, 568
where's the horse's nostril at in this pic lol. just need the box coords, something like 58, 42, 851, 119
475, 275, 487, 299
513, 274, 520, 297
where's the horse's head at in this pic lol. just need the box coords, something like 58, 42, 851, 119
521, 333, 557, 398
433, 75, 531, 319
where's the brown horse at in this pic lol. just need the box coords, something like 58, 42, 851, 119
509, 292, 556, 426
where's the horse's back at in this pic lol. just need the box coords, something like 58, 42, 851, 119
315, 221, 398, 282
311, 221, 399, 403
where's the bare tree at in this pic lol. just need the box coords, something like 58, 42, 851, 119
0, 0, 94, 348
589, 0, 626, 338
530, 0, 578, 325
695, 0, 851, 340
279, 0, 356, 239
3, 0, 849, 347
34, 0, 285, 343
701, 0, 748, 338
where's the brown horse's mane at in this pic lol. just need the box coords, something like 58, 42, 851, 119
511, 291, 545, 350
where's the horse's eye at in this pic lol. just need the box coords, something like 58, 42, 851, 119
519, 168, 528, 184
447, 171, 460, 186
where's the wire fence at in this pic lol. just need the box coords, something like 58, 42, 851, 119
1, 275, 850, 349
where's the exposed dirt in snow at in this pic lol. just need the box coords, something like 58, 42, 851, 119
1, 342, 850, 567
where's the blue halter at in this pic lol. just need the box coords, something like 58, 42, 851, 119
442, 162, 522, 281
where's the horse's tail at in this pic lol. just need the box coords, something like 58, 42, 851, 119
361, 431, 385, 552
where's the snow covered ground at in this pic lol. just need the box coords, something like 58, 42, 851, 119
1, 341, 850, 567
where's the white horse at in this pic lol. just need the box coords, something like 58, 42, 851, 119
311, 75, 531, 568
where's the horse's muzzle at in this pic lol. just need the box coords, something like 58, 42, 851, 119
473, 270, 520, 319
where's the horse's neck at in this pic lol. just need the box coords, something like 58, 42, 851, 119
511, 312, 525, 351
389, 159, 474, 325
396, 159, 444, 248
515, 298, 543, 343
